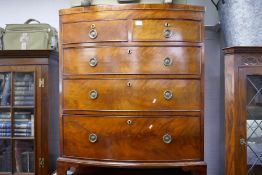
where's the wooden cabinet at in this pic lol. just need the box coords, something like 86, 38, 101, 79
0, 51, 59, 175
224, 47, 262, 175
58, 4, 206, 175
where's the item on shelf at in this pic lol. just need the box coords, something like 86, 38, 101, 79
0, 73, 11, 106
0, 140, 12, 172
71, 0, 92, 7
117, 0, 140, 3
0, 121, 11, 137
3, 19, 58, 50
0, 28, 4, 50
15, 140, 34, 173
14, 73, 34, 106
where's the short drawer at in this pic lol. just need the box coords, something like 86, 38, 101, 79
63, 79, 200, 111
62, 20, 128, 44
63, 47, 201, 75
132, 20, 201, 42
63, 116, 201, 161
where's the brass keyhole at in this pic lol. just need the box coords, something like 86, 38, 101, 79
127, 81, 132, 87
165, 22, 171, 27
91, 24, 96, 29
127, 120, 133, 125
128, 49, 132, 54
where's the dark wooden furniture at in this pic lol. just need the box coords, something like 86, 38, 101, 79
0, 50, 59, 175
58, 4, 206, 175
224, 47, 262, 175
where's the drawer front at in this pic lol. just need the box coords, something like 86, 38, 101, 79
133, 20, 201, 42
63, 79, 200, 111
63, 47, 201, 75
62, 20, 128, 44
63, 116, 201, 161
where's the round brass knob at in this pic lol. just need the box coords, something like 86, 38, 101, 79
163, 134, 172, 144
89, 133, 98, 143
163, 29, 173, 38
89, 29, 98, 39
164, 90, 173, 100
163, 57, 172, 66
89, 57, 97, 67
89, 90, 98, 100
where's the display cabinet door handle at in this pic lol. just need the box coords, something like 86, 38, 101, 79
89, 133, 98, 143
89, 90, 98, 100
164, 90, 173, 100
240, 138, 246, 145
163, 29, 173, 38
89, 57, 98, 67
163, 57, 172, 66
163, 133, 172, 144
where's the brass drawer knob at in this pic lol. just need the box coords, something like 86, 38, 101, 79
89, 24, 97, 39
89, 57, 98, 67
163, 134, 172, 144
163, 29, 173, 38
164, 90, 173, 100
163, 57, 172, 66
89, 133, 98, 143
89, 29, 98, 39
89, 90, 98, 100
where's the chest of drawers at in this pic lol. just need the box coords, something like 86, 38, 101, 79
58, 4, 206, 175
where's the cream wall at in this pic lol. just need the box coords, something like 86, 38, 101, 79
0, 0, 219, 30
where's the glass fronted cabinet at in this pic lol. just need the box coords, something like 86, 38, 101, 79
225, 47, 262, 175
0, 51, 58, 175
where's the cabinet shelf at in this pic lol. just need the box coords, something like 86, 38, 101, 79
13, 106, 35, 109
0, 106, 11, 109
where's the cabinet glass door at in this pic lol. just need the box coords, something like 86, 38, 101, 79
246, 75, 262, 174
0, 71, 36, 174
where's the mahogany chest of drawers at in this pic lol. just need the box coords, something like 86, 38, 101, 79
58, 4, 206, 175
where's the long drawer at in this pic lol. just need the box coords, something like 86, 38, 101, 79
63, 116, 201, 161
63, 79, 201, 111
62, 20, 128, 44
63, 47, 201, 75
132, 20, 202, 42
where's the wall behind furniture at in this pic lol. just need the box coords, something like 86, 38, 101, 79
0, 0, 219, 29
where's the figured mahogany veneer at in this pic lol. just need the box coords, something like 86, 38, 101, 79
63, 79, 200, 111
62, 116, 201, 161
132, 20, 201, 42
63, 20, 128, 44
63, 47, 201, 75
58, 4, 206, 175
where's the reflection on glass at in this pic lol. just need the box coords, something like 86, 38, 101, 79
0, 112, 11, 137
0, 140, 12, 172
14, 73, 34, 106
15, 140, 34, 173
247, 75, 262, 175
0, 73, 11, 106
14, 110, 34, 137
